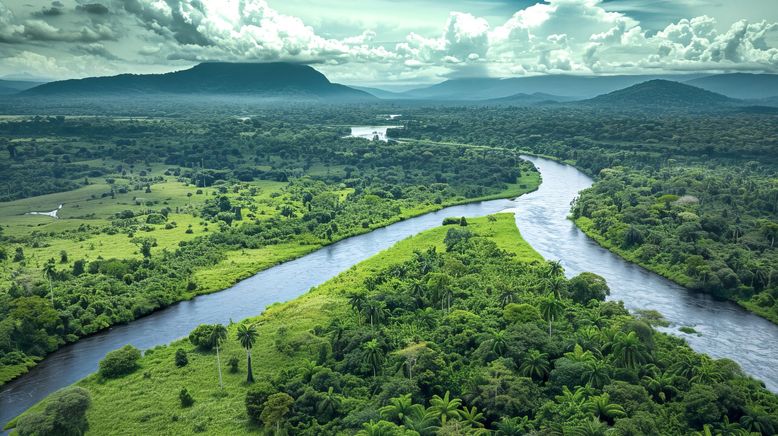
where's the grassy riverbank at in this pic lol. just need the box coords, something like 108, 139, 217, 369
6, 213, 537, 434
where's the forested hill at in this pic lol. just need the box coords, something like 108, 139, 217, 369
21, 63, 375, 101
582, 80, 735, 109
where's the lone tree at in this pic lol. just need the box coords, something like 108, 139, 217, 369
236, 323, 258, 383
211, 324, 228, 388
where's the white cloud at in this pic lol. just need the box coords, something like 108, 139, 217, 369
0, 0, 777, 83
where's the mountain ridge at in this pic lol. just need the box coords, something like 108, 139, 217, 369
22, 62, 375, 101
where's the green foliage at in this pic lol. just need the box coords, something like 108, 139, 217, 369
16, 387, 91, 436
98, 345, 141, 379
174, 349, 188, 367
179, 387, 194, 408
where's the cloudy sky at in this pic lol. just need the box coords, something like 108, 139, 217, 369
1, 0, 777, 88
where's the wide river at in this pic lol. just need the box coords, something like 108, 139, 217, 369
2, 156, 777, 428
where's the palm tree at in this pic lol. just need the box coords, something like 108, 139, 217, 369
491, 331, 508, 357
740, 408, 776, 435
519, 349, 550, 380
364, 300, 388, 329
379, 394, 418, 423
547, 260, 563, 277
567, 417, 610, 436
316, 387, 340, 419
348, 293, 367, 324
716, 415, 747, 436
495, 416, 533, 435
546, 276, 566, 299
565, 344, 595, 363
43, 259, 56, 305
499, 288, 517, 307
555, 386, 587, 408
641, 373, 678, 403
582, 359, 611, 389
362, 339, 384, 377
428, 391, 462, 425
403, 407, 439, 436
539, 294, 564, 335
611, 331, 650, 369
584, 393, 626, 424
236, 323, 258, 383
210, 324, 228, 388
458, 406, 485, 428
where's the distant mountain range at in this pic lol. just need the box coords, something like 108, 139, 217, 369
21, 63, 375, 101
580, 80, 734, 109
7, 63, 778, 109
354, 73, 778, 103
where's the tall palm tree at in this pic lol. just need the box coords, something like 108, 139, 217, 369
519, 349, 550, 380
236, 323, 258, 383
565, 344, 595, 363
43, 259, 56, 305
362, 339, 384, 377
611, 331, 650, 369
210, 324, 228, 388
546, 276, 566, 299
348, 293, 367, 324
364, 300, 388, 329
428, 391, 462, 425
539, 295, 564, 335
740, 408, 776, 435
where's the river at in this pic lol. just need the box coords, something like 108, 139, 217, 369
2, 156, 777, 428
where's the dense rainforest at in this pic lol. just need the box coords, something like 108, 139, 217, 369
12, 215, 778, 435
397, 107, 778, 323
0, 115, 537, 385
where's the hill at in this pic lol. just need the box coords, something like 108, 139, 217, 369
400, 74, 707, 100
483, 92, 574, 106
0, 80, 43, 95
22, 63, 374, 101
581, 79, 735, 109
685, 73, 778, 99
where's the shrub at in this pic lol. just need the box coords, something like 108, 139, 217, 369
175, 349, 188, 367
146, 213, 167, 224
16, 387, 91, 436
179, 388, 194, 408
99, 345, 141, 378
188, 324, 216, 351
228, 356, 239, 373
245, 382, 276, 422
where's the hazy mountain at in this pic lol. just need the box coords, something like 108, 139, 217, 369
0, 80, 44, 95
483, 92, 575, 106
581, 80, 735, 109
685, 73, 778, 99
23, 63, 375, 101
351, 86, 407, 100
399, 74, 708, 100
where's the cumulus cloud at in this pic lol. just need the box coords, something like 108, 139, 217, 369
1, 0, 778, 82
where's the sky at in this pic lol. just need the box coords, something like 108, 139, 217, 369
1, 0, 777, 88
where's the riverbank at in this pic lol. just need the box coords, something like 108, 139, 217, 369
11, 210, 778, 435
5, 214, 535, 433
0, 157, 540, 389
575, 216, 778, 325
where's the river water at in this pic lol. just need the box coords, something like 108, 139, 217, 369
2, 156, 777, 428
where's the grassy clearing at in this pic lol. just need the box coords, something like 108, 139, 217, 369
6, 214, 539, 434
